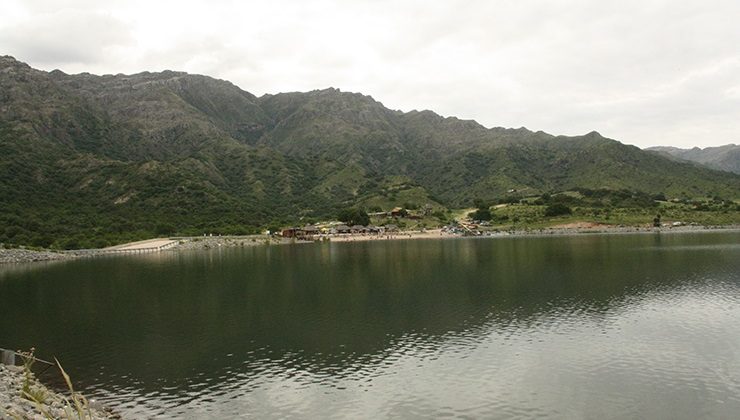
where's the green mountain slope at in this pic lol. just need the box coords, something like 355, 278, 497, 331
646, 145, 740, 175
1, 56, 739, 248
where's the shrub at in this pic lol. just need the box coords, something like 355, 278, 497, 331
337, 208, 370, 226
544, 203, 572, 217
469, 208, 492, 221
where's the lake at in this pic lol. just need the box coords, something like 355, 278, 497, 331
1, 232, 739, 418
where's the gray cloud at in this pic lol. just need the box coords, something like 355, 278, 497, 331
0, 8, 132, 66
0, 0, 738, 148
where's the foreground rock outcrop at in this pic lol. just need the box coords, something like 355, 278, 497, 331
0, 364, 117, 419
0, 249, 72, 264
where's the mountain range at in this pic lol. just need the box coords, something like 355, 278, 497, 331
646, 145, 740, 175
1, 56, 739, 248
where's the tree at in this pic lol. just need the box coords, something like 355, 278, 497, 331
266, 224, 283, 235
155, 223, 176, 236
473, 198, 489, 209
337, 208, 370, 226
544, 203, 572, 217
469, 199, 492, 221
469, 208, 492, 221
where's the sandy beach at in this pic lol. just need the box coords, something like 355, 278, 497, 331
297, 224, 740, 244
322, 229, 454, 242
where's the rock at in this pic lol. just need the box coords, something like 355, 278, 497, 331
0, 363, 119, 419
0, 249, 72, 264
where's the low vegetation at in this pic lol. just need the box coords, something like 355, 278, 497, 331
466, 189, 740, 230
337, 208, 370, 226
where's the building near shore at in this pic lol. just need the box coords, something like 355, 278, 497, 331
303, 226, 320, 238
390, 207, 405, 217
334, 225, 351, 234
366, 225, 383, 234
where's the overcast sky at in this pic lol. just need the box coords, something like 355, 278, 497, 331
2, 0, 739, 148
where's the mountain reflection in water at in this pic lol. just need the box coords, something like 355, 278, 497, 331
1, 232, 738, 418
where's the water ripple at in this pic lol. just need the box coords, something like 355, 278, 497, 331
2, 232, 739, 418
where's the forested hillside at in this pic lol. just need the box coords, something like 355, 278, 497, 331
1, 56, 738, 248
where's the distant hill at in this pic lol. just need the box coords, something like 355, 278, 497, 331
646, 145, 740, 174
1, 55, 739, 248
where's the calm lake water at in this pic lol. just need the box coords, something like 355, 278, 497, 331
1, 232, 739, 419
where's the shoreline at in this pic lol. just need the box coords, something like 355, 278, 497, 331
1, 224, 738, 265
0, 363, 117, 419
